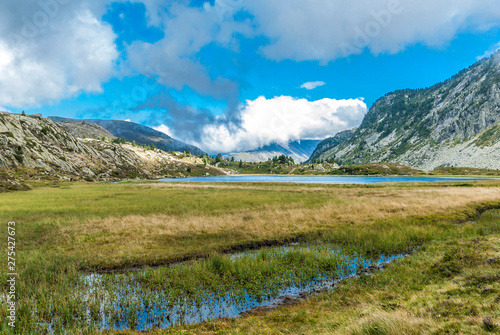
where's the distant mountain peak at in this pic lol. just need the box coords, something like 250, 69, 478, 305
223, 140, 321, 163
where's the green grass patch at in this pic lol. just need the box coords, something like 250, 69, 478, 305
474, 123, 500, 148
173, 226, 500, 335
0, 182, 499, 333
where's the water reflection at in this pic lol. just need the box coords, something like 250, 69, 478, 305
82, 248, 406, 331
158, 175, 481, 184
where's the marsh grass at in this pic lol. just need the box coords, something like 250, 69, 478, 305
3, 181, 499, 269
0, 181, 499, 333
167, 213, 500, 335
68, 246, 363, 331
4, 245, 380, 333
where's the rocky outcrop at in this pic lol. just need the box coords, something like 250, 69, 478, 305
312, 50, 500, 170
0, 112, 225, 183
49, 117, 206, 156
0, 112, 151, 179
56, 121, 116, 140
307, 129, 356, 163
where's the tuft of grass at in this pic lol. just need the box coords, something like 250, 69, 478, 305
0, 131, 14, 138
348, 309, 433, 335
429, 241, 482, 278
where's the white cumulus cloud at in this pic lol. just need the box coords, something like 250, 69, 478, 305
300, 81, 326, 90
153, 124, 173, 137
126, 0, 252, 100
187, 96, 367, 153
0, 1, 118, 107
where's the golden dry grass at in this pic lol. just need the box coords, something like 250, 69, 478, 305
78, 185, 500, 235
344, 308, 436, 335
57, 183, 500, 268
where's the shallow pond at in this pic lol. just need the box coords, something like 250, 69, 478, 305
78, 246, 407, 332
159, 175, 483, 184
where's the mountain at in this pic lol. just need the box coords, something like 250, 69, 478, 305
1, 112, 149, 180
223, 140, 321, 163
311, 51, 500, 170
307, 129, 356, 163
56, 121, 116, 140
49, 117, 205, 156
0, 112, 224, 188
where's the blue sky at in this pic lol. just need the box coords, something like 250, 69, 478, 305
1, 0, 500, 152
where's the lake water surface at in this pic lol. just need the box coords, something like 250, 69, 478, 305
159, 175, 483, 184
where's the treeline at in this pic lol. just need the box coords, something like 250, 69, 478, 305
270, 154, 294, 165
211, 153, 296, 167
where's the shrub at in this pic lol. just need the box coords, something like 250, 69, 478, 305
112, 138, 126, 144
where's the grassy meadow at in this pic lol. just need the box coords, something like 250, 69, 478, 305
0, 179, 499, 333
172, 216, 500, 335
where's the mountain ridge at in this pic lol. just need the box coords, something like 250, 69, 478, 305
0, 112, 224, 189
311, 51, 500, 170
49, 116, 205, 156
223, 140, 321, 163
307, 129, 356, 163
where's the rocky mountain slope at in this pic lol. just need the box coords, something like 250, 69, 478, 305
0, 112, 224, 189
312, 50, 500, 170
223, 140, 321, 163
307, 129, 356, 163
49, 117, 205, 156
56, 121, 116, 140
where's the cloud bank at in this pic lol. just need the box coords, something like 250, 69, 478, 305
122, 0, 500, 109
2, 0, 500, 107
152, 96, 367, 153
125, 0, 251, 102
128, 0, 500, 69
243, 0, 500, 63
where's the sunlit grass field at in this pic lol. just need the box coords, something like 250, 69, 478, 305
0, 180, 499, 333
